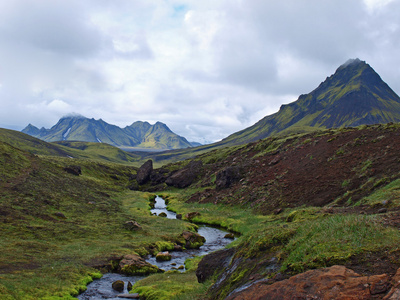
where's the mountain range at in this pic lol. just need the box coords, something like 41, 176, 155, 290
22, 116, 193, 150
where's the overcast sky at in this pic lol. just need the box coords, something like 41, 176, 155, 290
1, 0, 399, 143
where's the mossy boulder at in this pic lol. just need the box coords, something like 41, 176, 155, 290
156, 251, 172, 261
112, 280, 124, 292
119, 254, 161, 276
180, 231, 206, 249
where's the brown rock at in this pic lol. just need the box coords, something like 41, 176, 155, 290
181, 231, 206, 249
127, 281, 133, 291
117, 294, 140, 299
64, 165, 82, 176
112, 280, 124, 292
165, 160, 203, 188
123, 220, 142, 231
196, 248, 235, 283
215, 166, 242, 190
136, 160, 153, 185
156, 251, 172, 261
384, 267, 400, 300
226, 265, 390, 300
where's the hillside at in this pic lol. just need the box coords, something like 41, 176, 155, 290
22, 116, 193, 150
131, 122, 400, 299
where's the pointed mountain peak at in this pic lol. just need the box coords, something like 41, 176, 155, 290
339, 58, 364, 68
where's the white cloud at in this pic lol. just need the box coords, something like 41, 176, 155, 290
1, 0, 400, 142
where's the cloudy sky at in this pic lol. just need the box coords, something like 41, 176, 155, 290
1, 0, 399, 143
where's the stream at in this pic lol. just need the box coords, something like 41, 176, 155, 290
78, 196, 234, 299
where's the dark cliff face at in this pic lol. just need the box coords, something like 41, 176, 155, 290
221, 59, 400, 146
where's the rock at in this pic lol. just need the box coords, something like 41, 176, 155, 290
156, 251, 172, 261
123, 220, 142, 231
174, 245, 183, 252
184, 211, 200, 221
176, 214, 182, 220
224, 233, 235, 239
378, 208, 388, 214
180, 231, 206, 249
274, 208, 283, 215
216, 166, 242, 190
64, 165, 82, 176
178, 265, 184, 270
196, 248, 235, 283
112, 280, 124, 292
54, 212, 67, 219
165, 160, 203, 188
119, 254, 161, 275
226, 265, 390, 300
384, 267, 400, 299
136, 160, 153, 185
117, 294, 140, 299
158, 212, 167, 217
127, 281, 133, 291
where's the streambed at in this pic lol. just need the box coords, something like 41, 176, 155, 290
78, 196, 233, 299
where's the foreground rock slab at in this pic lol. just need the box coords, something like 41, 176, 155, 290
117, 293, 140, 299
119, 254, 160, 275
226, 265, 390, 300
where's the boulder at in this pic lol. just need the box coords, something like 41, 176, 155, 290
54, 212, 67, 219
384, 267, 400, 299
224, 233, 235, 239
119, 254, 161, 275
64, 165, 82, 176
215, 166, 242, 190
123, 220, 142, 231
136, 160, 153, 185
226, 265, 391, 300
158, 212, 167, 217
156, 251, 172, 261
117, 294, 140, 299
176, 214, 182, 220
180, 231, 206, 249
127, 281, 133, 291
112, 280, 124, 292
165, 160, 203, 188
196, 248, 235, 283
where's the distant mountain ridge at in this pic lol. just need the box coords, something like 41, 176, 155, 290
22, 116, 193, 150
220, 58, 400, 145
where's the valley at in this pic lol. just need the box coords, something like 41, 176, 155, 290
1, 59, 400, 299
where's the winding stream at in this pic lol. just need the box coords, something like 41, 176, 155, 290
78, 196, 233, 299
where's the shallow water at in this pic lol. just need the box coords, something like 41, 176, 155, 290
78, 196, 233, 299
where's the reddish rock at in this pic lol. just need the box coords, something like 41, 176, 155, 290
180, 231, 205, 249
226, 265, 390, 300
384, 267, 400, 299
118, 254, 160, 275
184, 211, 201, 221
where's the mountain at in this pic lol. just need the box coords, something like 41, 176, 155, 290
22, 116, 193, 150
221, 58, 400, 145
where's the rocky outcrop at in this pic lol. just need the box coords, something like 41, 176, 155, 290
215, 166, 242, 190
384, 267, 400, 299
136, 160, 153, 184
196, 248, 235, 283
226, 265, 391, 300
118, 254, 161, 276
165, 160, 203, 188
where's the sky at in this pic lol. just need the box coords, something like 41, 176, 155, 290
1, 0, 400, 143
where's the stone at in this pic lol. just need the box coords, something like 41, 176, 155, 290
224, 233, 235, 239
123, 220, 142, 231
54, 212, 67, 219
176, 214, 182, 220
165, 160, 203, 188
174, 245, 183, 252
64, 165, 82, 176
384, 267, 400, 299
378, 208, 388, 214
156, 251, 172, 261
112, 280, 124, 292
127, 281, 133, 291
196, 248, 235, 283
158, 212, 167, 217
226, 265, 390, 300
180, 231, 206, 249
184, 211, 200, 221
136, 160, 153, 185
215, 166, 242, 190
119, 254, 160, 275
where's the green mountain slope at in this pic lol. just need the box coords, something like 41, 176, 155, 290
222, 58, 400, 145
22, 116, 192, 150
